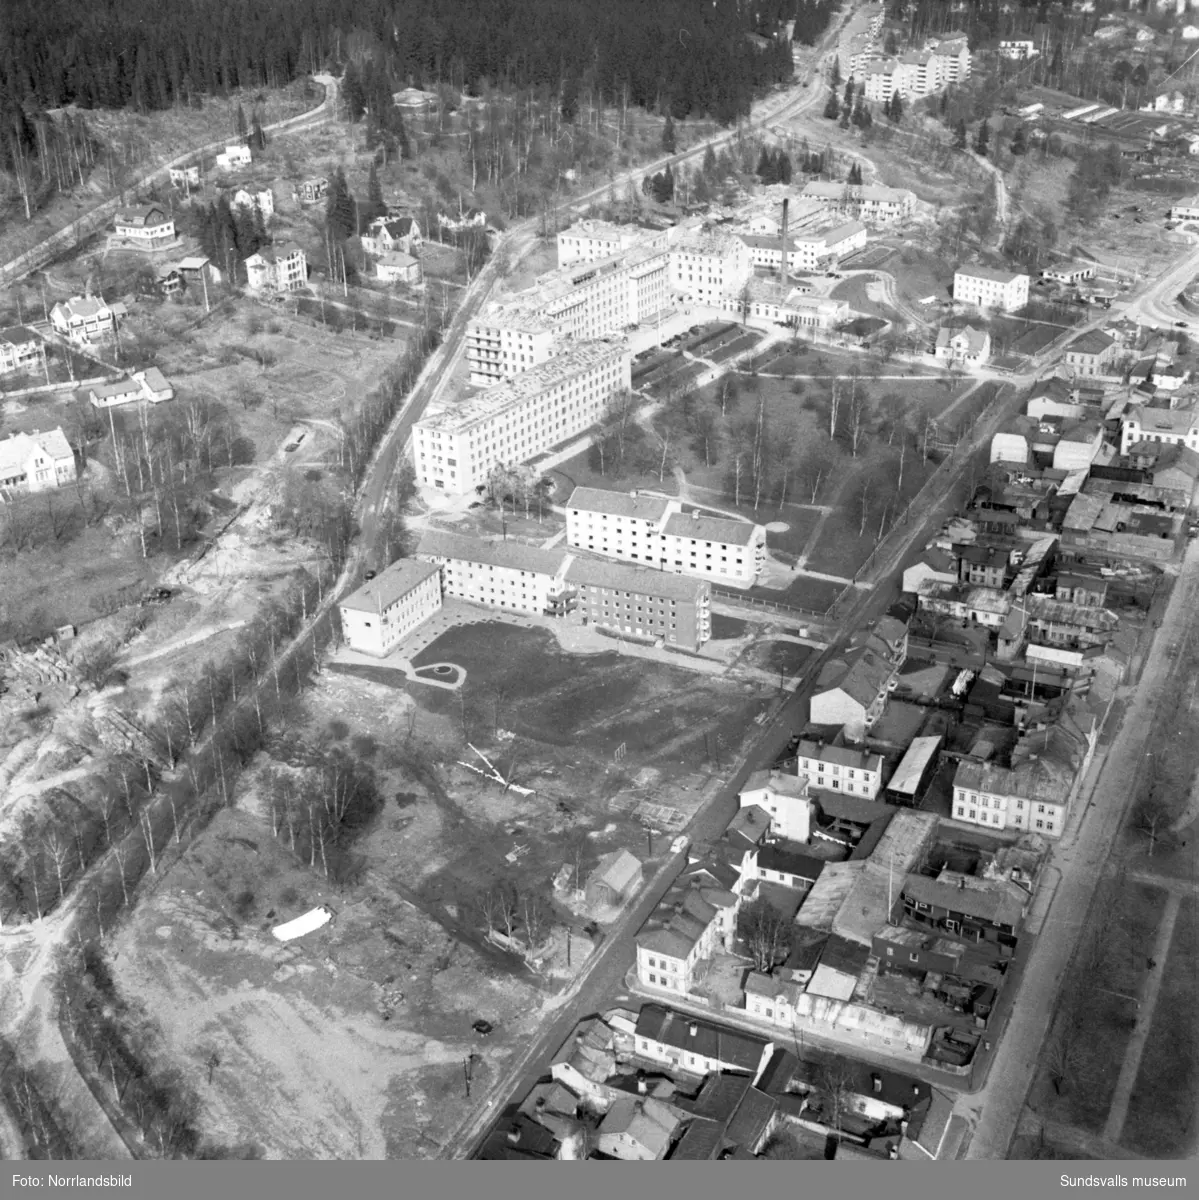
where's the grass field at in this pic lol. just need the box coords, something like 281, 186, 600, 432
1028, 881, 1171, 1136
1122, 896, 1198, 1157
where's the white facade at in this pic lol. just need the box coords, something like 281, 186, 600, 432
467, 244, 669, 385
738, 772, 812, 842
669, 231, 752, 307
112, 205, 176, 248
953, 267, 1029, 312
230, 187, 274, 219
800, 182, 916, 225
244, 245, 307, 292
1120, 405, 1199, 454
337, 561, 443, 657
565, 486, 767, 587
556, 220, 669, 266
169, 166, 201, 188
998, 39, 1038, 59
0, 428, 76, 496
49, 296, 119, 345
215, 144, 252, 171
0, 327, 46, 377
414, 341, 631, 493
796, 743, 885, 799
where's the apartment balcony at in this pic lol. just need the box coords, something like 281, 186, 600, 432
544, 589, 578, 617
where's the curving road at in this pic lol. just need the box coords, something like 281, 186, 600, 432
0, 74, 339, 289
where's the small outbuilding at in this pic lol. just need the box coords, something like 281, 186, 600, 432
585, 849, 643, 909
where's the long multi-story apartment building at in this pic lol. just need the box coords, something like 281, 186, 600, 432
415, 530, 713, 649
557, 219, 672, 266
467, 243, 670, 385
413, 341, 632, 494
857, 34, 970, 101
564, 486, 767, 588
800, 182, 916, 225
565, 555, 711, 649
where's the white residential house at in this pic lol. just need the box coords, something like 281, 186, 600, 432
0, 428, 77, 496
375, 251, 422, 285
1120, 405, 1199, 454
244, 244, 307, 292
337, 560, 443, 657
230, 187, 275, 220
214, 144, 252, 171
565, 486, 767, 588
1063, 330, 1118, 378
998, 39, 1038, 58
134, 368, 175, 404
635, 877, 739, 995
951, 713, 1097, 839
294, 177, 329, 205
361, 216, 422, 257
88, 378, 144, 409
169, 165, 201, 188
49, 295, 122, 345
796, 739, 886, 799
934, 325, 990, 365
111, 204, 177, 249
1168, 195, 1199, 222
0, 326, 47, 377
738, 769, 812, 841
809, 634, 902, 740
953, 266, 1029, 312
438, 208, 488, 235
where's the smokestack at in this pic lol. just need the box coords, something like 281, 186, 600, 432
779, 198, 789, 285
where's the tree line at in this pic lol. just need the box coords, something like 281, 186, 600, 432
2, 0, 828, 125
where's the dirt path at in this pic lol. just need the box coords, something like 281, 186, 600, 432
1018, 1112, 1147, 1161
1101, 890, 1182, 1145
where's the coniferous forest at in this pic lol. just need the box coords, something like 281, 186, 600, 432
0, 0, 836, 128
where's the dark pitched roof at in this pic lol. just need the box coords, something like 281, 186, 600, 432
694, 1073, 753, 1121
634, 1005, 767, 1073
818, 933, 871, 976
671, 1116, 725, 1160
757, 843, 826, 882
902, 873, 1027, 926
784, 929, 829, 975
725, 1087, 777, 1151
814, 791, 894, 826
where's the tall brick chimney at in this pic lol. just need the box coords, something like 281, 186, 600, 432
779, 197, 789, 285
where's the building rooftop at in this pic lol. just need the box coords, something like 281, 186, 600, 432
796, 738, 883, 773
661, 511, 761, 547
1067, 330, 1116, 355
757, 842, 826, 882
566, 486, 674, 522
419, 339, 627, 434
902, 873, 1027, 927
566, 556, 709, 604
634, 1005, 768, 1074
956, 264, 1027, 285
0, 325, 41, 345
338, 559, 441, 614
416, 529, 569, 578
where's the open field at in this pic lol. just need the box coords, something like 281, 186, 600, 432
100, 611, 773, 1156
1027, 880, 1171, 1136
110, 804, 545, 1159
1123, 896, 1198, 1157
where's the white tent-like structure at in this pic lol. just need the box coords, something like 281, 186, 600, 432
271, 905, 334, 942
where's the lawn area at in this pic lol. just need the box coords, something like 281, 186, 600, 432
546, 448, 677, 499
706, 331, 763, 364
831, 274, 895, 319
744, 574, 847, 614
1028, 880, 1172, 1135
1122, 896, 1198, 1157
406, 621, 761, 758
710, 612, 749, 639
